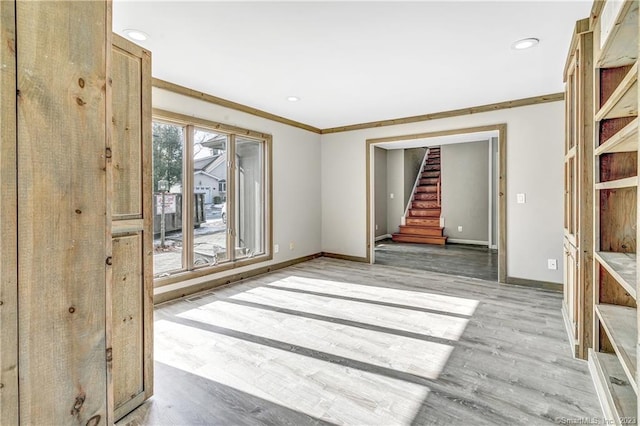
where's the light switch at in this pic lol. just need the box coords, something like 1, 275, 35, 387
517, 193, 526, 204
390, 193, 394, 199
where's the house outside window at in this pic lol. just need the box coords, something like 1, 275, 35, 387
152, 114, 272, 285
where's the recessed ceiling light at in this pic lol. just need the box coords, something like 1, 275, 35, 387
512, 38, 539, 50
123, 29, 149, 42
287, 96, 300, 102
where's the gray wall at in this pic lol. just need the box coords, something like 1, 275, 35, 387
374, 147, 388, 238
441, 141, 490, 243
404, 147, 427, 206
387, 149, 405, 234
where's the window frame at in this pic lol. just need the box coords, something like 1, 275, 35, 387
152, 108, 273, 287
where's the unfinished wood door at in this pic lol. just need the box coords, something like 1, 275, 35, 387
0, 1, 18, 423
110, 33, 153, 421
16, 1, 110, 423
562, 18, 594, 360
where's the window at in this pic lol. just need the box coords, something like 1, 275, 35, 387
152, 112, 271, 284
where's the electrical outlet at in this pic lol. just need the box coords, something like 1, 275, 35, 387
289, 241, 295, 250
517, 193, 526, 204
457, 226, 463, 232
548, 259, 557, 270
274, 244, 279, 254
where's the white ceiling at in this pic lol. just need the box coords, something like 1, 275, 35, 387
113, 1, 592, 130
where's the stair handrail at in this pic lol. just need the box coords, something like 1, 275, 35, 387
403, 147, 431, 220
437, 175, 441, 207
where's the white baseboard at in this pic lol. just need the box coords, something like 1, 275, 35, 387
447, 239, 489, 246
375, 234, 392, 242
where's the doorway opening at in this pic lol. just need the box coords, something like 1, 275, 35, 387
366, 124, 507, 282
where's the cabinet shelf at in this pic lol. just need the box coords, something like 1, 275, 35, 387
595, 304, 638, 393
595, 176, 638, 190
595, 117, 638, 155
589, 350, 637, 423
595, 63, 638, 121
595, 252, 637, 299
597, 0, 638, 68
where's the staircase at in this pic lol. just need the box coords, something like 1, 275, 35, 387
392, 147, 447, 245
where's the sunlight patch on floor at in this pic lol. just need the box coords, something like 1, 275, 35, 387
230, 284, 471, 341
155, 319, 430, 425
271, 275, 479, 316
177, 299, 454, 380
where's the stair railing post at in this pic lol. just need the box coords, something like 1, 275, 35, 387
437, 176, 441, 207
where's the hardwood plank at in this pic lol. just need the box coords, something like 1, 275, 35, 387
230, 285, 470, 342
121, 258, 601, 426
178, 299, 454, 380
594, 304, 637, 392
16, 1, 109, 423
595, 252, 637, 299
0, 0, 18, 423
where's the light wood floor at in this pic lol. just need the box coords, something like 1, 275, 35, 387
119, 257, 601, 425
375, 239, 498, 281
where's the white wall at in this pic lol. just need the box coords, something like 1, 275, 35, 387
153, 87, 322, 288
441, 141, 490, 243
321, 101, 565, 284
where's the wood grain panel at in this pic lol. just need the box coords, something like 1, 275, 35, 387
600, 65, 634, 108
112, 235, 144, 413
0, 0, 18, 423
599, 188, 637, 253
112, 45, 142, 218
600, 152, 638, 181
16, 1, 109, 423
599, 266, 637, 307
600, 324, 615, 353
600, 117, 637, 145
111, 33, 154, 420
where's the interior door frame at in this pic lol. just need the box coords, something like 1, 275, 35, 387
365, 123, 507, 283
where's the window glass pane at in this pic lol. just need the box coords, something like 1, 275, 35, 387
153, 122, 185, 277
235, 137, 265, 259
193, 129, 229, 268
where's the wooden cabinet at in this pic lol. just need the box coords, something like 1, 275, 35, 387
109, 34, 153, 421
0, 3, 153, 422
587, 0, 639, 422
563, 18, 594, 360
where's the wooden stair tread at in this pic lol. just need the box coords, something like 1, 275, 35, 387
406, 218, 440, 226
399, 225, 444, 237
397, 146, 443, 245
392, 234, 447, 245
